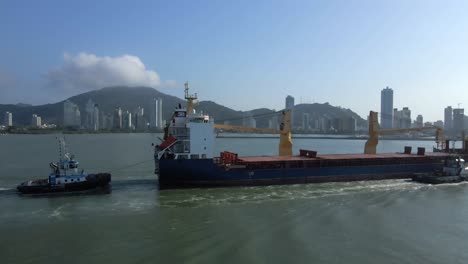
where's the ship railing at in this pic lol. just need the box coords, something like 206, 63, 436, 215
157, 139, 179, 160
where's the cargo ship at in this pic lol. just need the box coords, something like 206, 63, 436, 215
154, 83, 449, 189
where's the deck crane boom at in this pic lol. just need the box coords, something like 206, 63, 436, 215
214, 110, 292, 156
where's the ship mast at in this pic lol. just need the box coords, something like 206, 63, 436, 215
184, 81, 198, 114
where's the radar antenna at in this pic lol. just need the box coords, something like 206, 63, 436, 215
184, 81, 198, 113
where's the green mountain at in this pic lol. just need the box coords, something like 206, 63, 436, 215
0, 86, 366, 129
293, 103, 367, 128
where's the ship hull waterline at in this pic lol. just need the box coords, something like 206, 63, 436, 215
157, 158, 444, 189
17, 173, 112, 194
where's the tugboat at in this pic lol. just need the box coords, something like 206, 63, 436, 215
411, 156, 467, 184
17, 138, 111, 194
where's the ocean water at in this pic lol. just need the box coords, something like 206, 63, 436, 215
1, 134, 467, 264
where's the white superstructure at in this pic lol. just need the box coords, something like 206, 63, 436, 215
156, 83, 215, 160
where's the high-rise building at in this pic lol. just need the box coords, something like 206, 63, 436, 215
453, 108, 464, 136
318, 116, 331, 132
302, 113, 310, 130
122, 110, 132, 129
401, 107, 411, 128
83, 99, 100, 130
84, 99, 94, 129
415, 115, 423, 128
31, 114, 41, 127
100, 111, 108, 130
285, 95, 295, 109
64, 100, 81, 128
134, 106, 146, 130
433, 120, 444, 128
93, 104, 99, 131
150, 98, 163, 128
4, 112, 12, 127
243, 113, 256, 128
268, 116, 279, 130
380, 86, 393, 129
157, 98, 163, 128
393, 107, 411, 129
285, 95, 295, 127
335, 117, 356, 133
444, 106, 453, 133
113, 107, 122, 129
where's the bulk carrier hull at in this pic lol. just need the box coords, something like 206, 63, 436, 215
158, 153, 448, 189
154, 83, 451, 190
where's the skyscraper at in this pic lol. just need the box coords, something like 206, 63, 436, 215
122, 110, 132, 129
4, 112, 12, 127
444, 106, 453, 133
93, 104, 100, 131
415, 115, 423, 128
285, 95, 295, 109
285, 95, 295, 127
453, 108, 464, 136
380, 86, 393, 129
157, 98, 163, 128
302, 113, 310, 130
100, 111, 109, 130
134, 106, 146, 130
64, 100, 81, 128
393, 107, 411, 129
268, 115, 279, 130
82, 99, 100, 130
31, 114, 41, 127
114, 107, 122, 129
150, 98, 163, 128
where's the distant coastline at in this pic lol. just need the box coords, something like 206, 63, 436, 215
216, 134, 436, 141
1, 128, 163, 135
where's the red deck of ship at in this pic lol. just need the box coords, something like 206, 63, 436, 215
237, 152, 448, 163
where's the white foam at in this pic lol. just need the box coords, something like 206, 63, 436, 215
49, 206, 64, 218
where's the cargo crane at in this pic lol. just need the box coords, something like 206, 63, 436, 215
214, 110, 293, 156
364, 111, 445, 154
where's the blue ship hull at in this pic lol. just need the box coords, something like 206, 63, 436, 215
158, 158, 444, 189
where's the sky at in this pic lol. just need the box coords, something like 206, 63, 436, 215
1, 0, 468, 122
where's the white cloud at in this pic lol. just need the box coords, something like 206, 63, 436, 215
45, 52, 161, 92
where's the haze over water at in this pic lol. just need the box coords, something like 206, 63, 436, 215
1, 134, 467, 263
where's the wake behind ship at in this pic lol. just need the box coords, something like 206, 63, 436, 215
154, 83, 449, 189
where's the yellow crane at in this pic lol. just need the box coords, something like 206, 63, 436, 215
214, 110, 293, 156
364, 111, 445, 154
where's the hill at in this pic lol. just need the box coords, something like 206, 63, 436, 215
293, 103, 367, 129
0, 86, 366, 130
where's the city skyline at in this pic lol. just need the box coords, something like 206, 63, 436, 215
1, 1, 468, 122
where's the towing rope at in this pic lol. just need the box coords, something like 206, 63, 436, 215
108, 159, 154, 173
